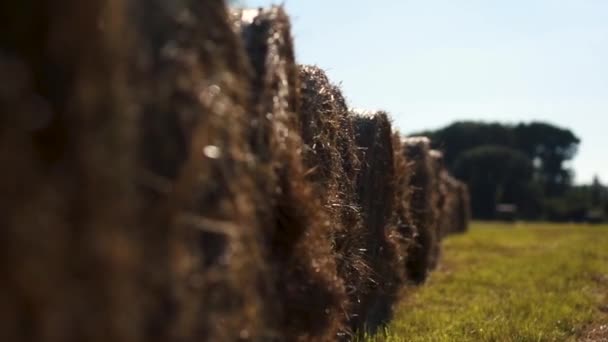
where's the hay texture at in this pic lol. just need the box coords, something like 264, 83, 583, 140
351, 111, 405, 332
446, 176, 471, 234
298, 65, 368, 337
235, 7, 346, 341
401, 137, 439, 285
438, 172, 459, 237
433, 165, 471, 237
129, 0, 273, 340
0, 1, 140, 341
427, 149, 446, 267
391, 133, 416, 272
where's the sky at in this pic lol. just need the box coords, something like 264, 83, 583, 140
247, 0, 608, 184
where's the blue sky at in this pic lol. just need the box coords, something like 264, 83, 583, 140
247, 0, 608, 184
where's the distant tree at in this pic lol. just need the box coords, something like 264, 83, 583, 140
417, 121, 514, 168
417, 121, 581, 220
512, 122, 580, 196
591, 175, 603, 207
419, 121, 580, 193
453, 145, 534, 219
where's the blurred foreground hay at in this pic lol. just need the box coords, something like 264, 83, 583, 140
235, 7, 346, 341
0, 1, 470, 340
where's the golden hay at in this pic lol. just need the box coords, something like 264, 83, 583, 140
452, 177, 471, 234
401, 137, 439, 284
235, 7, 346, 341
351, 111, 405, 333
391, 133, 416, 272
131, 0, 269, 340
0, 2, 471, 340
1, 1, 140, 341
434, 168, 471, 237
297, 65, 367, 337
427, 149, 445, 267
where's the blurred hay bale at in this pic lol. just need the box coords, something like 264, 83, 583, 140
131, 0, 269, 340
351, 111, 405, 333
297, 65, 367, 337
234, 7, 346, 341
438, 172, 458, 237
402, 137, 439, 285
425, 149, 445, 269
0, 1, 141, 341
435, 169, 471, 237
391, 133, 416, 272
428, 149, 447, 264
454, 179, 471, 234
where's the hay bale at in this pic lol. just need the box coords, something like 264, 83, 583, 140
391, 133, 416, 271
438, 172, 459, 237
351, 111, 405, 332
130, 0, 270, 340
234, 7, 346, 341
429, 150, 448, 249
453, 179, 472, 234
297, 65, 367, 337
402, 136, 439, 284
426, 150, 445, 270
435, 170, 471, 237
0, 1, 141, 341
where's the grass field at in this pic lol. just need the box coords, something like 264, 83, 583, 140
369, 222, 608, 341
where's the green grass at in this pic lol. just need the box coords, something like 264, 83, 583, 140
370, 222, 608, 342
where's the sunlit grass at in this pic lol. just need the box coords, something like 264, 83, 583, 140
368, 222, 608, 341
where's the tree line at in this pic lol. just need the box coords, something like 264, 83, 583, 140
418, 121, 607, 222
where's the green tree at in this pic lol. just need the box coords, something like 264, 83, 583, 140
453, 145, 534, 219
418, 121, 514, 168
513, 122, 580, 196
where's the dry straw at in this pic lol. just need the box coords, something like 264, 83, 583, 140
1, 1, 140, 341
297, 65, 369, 337
129, 0, 281, 340
448, 176, 471, 234
235, 7, 346, 341
351, 111, 405, 333
401, 137, 439, 284
0, 1, 471, 340
391, 133, 416, 274
427, 149, 446, 267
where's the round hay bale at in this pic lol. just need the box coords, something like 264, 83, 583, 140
434, 170, 470, 237
391, 133, 416, 271
402, 136, 439, 285
428, 149, 446, 267
0, 1, 141, 341
453, 179, 472, 234
351, 111, 405, 333
438, 171, 460, 237
297, 65, 367, 337
131, 0, 267, 340
235, 8, 346, 341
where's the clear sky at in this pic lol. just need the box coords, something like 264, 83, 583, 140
247, 0, 608, 184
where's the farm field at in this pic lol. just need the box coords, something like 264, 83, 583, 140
370, 222, 608, 342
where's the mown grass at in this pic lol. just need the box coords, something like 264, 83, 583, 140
368, 222, 608, 342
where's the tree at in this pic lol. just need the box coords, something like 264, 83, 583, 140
453, 145, 534, 219
419, 121, 580, 196
512, 122, 580, 196
591, 175, 603, 208
417, 121, 514, 168
416, 121, 581, 220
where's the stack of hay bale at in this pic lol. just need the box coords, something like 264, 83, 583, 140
234, 8, 346, 341
0, 0, 471, 341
